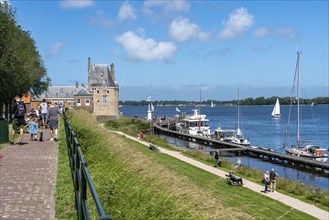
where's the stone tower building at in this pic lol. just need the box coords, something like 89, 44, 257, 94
88, 57, 119, 120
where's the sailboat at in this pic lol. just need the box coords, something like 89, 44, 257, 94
212, 89, 250, 146
283, 51, 328, 162
271, 98, 281, 118
210, 101, 215, 107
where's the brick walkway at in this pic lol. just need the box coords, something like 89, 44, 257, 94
0, 129, 58, 220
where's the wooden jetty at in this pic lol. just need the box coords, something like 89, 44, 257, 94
152, 122, 329, 172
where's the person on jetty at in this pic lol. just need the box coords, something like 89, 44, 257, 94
269, 168, 279, 192
263, 171, 270, 193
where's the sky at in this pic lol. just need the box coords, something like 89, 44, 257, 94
3, 0, 329, 101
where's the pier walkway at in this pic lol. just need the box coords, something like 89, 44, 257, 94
0, 131, 57, 219
111, 130, 329, 220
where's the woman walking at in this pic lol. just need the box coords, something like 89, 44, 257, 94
47, 102, 61, 141
263, 171, 270, 193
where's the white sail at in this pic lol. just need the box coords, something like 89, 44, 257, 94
271, 98, 281, 117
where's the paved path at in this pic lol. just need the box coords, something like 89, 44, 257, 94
0, 129, 58, 220
112, 130, 329, 220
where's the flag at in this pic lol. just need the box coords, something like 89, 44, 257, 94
176, 107, 180, 112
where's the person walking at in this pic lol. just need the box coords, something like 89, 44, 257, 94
27, 117, 39, 141
11, 96, 26, 145
269, 168, 279, 192
214, 150, 220, 167
39, 98, 48, 128
263, 171, 270, 193
47, 102, 61, 141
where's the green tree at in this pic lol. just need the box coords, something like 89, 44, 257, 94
0, 1, 50, 118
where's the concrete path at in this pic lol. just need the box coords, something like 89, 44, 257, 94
0, 129, 58, 220
113, 130, 329, 220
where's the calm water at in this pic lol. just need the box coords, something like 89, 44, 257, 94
120, 105, 329, 189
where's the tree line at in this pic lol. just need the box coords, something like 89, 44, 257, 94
119, 96, 329, 106
0, 2, 50, 119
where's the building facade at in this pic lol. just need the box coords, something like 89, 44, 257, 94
88, 57, 119, 120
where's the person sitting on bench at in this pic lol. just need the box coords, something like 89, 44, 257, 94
226, 171, 243, 186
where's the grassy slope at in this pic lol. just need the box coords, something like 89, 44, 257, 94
64, 109, 314, 219
106, 118, 329, 212
55, 118, 77, 219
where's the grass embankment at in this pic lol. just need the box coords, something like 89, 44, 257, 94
61, 109, 314, 219
55, 118, 76, 219
105, 117, 329, 212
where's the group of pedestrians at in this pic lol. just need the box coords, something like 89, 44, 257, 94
10, 96, 62, 145
263, 168, 279, 193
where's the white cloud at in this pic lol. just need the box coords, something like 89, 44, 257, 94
89, 10, 113, 28
118, 2, 137, 22
220, 7, 254, 39
59, 0, 93, 9
143, 0, 190, 16
115, 31, 177, 62
169, 17, 208, 42
253, 27, 295, 40
46, 42, 64, 58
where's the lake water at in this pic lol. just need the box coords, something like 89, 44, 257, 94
119, 105, 329, 190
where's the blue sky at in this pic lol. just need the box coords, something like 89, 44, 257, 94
5, 0, 329, 101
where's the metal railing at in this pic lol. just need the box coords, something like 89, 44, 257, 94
63, 112, 112, 220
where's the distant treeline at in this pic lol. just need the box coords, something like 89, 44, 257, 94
119, 96, 329, 106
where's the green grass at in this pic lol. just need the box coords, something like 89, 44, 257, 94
55, 118, 77, 220
106, 117, 329, 211
182, 150, 329, 211
64, 109, 315, 219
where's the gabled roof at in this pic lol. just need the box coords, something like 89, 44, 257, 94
74, 87, 92, 96
45, 86, 79, 99
89, 64, 116, 88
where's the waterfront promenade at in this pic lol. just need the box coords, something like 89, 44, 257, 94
0, 131, 57, 219
111, 129, 329, 220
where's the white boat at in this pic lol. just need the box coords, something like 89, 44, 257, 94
210, 101, 215, 107
211, 89, 250, 146
283, 51, 328, 162
271, 98, 281, 118
175, 109, 211, 137
211, 128, 250, 146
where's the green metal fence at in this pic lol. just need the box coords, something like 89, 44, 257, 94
63, 112, 112, 220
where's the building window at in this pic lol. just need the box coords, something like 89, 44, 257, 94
97, 90, 99, 94
107, 90, 109, 93
77, 98, 81, 107
68, 101, 71, 106
102, 95, 107, 104
86, 99, 90, 106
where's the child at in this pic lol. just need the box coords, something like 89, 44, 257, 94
28, 117, 39, 141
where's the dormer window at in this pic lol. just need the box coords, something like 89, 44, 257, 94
102, 80, 106, 90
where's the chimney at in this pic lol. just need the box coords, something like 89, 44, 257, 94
76, 81, 79, 88
110, 63, 115, 80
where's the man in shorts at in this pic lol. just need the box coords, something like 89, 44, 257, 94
11, 96, 26, 145
39, 98, 48, 128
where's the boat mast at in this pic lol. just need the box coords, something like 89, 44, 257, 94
237, 88, 240, 130
296, 51, 301, 146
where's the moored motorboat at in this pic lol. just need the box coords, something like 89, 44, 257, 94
175, 109, 210, 137
211, 127, 250, 146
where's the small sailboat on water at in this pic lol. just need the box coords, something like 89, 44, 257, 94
271, 98, 281, 118
283, 51, 328, 162
210, 101, 215, 107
